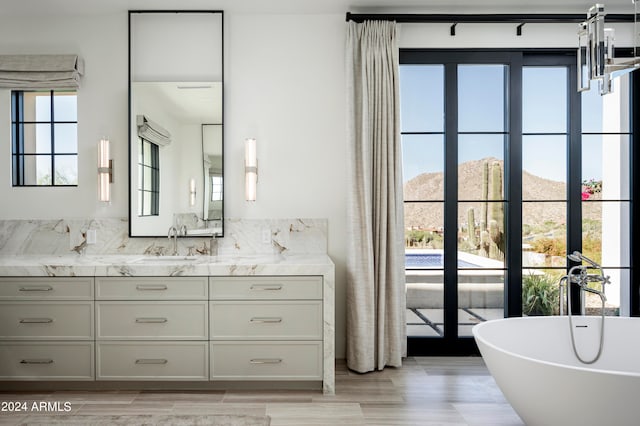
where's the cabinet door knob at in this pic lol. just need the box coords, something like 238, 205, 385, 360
249, 284, 283, 291
19, 286, 53, 292
20, 359, 54, 364
19, 318, 54, 324
135, 284, 168, 291
135, 317, 168, 323
249, 358, 282, 364
135, 359, 168, 365
250, 317, 283, 323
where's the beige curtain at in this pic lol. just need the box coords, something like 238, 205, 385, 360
346, 20, 406, 373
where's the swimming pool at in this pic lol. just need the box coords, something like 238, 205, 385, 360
405, 252, 479, 268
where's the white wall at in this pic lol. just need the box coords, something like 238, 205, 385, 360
3, 8, 634, 360
0, 13, 128, 218
225, 14, 347, 357
0, 11, 348, 357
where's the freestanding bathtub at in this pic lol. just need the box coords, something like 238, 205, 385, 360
473, 316, 640, 426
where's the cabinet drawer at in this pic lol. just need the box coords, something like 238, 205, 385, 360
0, 302, 93, 340
210, 276, 322, 300
210, 301, 322, 340
96, 277, 207, 300
97, 342, 208, 380
0, 277, 93, 300
210, 341, 322, 380
96, 301, 207, 340
0, 342, 94, 380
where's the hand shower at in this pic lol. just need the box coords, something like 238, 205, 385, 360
567, 251, 582, 263
568, 250, 601, 268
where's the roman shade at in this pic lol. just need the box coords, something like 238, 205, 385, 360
0, 54, 84, 89
136, 115, 171, 146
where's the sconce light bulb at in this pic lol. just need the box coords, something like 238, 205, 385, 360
99, 137, 110, 168
245, 138, 257, 201
189, 178, 196, 207
98, 137, 112, 203
245, 138, 257, 168
99, 174, 111, 203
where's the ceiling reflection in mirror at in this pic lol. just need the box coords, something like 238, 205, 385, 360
129, 11, 223, 238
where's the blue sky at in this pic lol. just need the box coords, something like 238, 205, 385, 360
35, 92, 78, 153
400, 64, 618, 184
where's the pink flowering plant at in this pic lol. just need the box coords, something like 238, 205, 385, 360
581, 179, 602, 200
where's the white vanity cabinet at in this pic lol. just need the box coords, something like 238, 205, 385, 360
94, 277, 209, 381
0, 277, 95, 380
0, 255, 335, 393
209, 276, 324, 381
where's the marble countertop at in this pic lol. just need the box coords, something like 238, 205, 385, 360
0, 254, 334, 277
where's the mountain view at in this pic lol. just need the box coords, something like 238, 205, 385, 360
403, 157, 601, 230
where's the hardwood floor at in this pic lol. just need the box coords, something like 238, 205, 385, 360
0, 357, 524, 425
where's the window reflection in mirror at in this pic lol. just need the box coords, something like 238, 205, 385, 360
137, 138, 159, 216
202, 124, 223, 228
130, 81, 223, 236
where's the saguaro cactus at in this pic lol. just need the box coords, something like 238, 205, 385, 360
488, 220, 503, 260
480, 161, 489, 230
489, 161, 503, 229
467, 208, 477, 248
480, 229, 490, 258
478, 160, 505, 261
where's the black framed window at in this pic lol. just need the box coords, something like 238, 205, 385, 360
401, 49, 635, 355
11, 90, 78, 186
137, 137, 159, 216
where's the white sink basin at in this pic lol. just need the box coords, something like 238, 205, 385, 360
186, 228, 221, 236
135, 256, 200, 262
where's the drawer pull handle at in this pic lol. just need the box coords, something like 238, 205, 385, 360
20, 359, 54, 365
250, 317, 283, 323
250, 285, 283, 291
250, 358, 282, 364
19, 318, 54, 324
19, 286, 53, 292
135, 317, 168, 323
135, 359, 168, 365
136, 284, 168, 291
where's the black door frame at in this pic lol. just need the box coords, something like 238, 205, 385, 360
401, 48, 637, 356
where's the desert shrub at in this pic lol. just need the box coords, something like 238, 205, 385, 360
530, 237, 566, 257
522, 272, 560, 316
405, 230, 443, 249
581, 235, 602, 265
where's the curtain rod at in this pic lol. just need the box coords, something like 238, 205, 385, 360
345, 12, 637, 24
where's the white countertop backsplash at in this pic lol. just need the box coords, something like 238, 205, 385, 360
0, 218, 328, 258
0, 253, 334, 277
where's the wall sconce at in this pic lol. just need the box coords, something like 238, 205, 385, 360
189, 178, 196, 207
245, 138, 257, 201
98, 137, 113, 203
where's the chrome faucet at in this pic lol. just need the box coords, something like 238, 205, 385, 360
559, 251, 610, 315
209, 236, 218, 256
567, 251, 609, 303
168, 226, 179, 256
179, 225, 187, 237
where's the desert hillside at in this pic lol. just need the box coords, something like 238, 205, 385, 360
403, 158, 599, 229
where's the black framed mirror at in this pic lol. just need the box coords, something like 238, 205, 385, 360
128, 10, 223, 237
